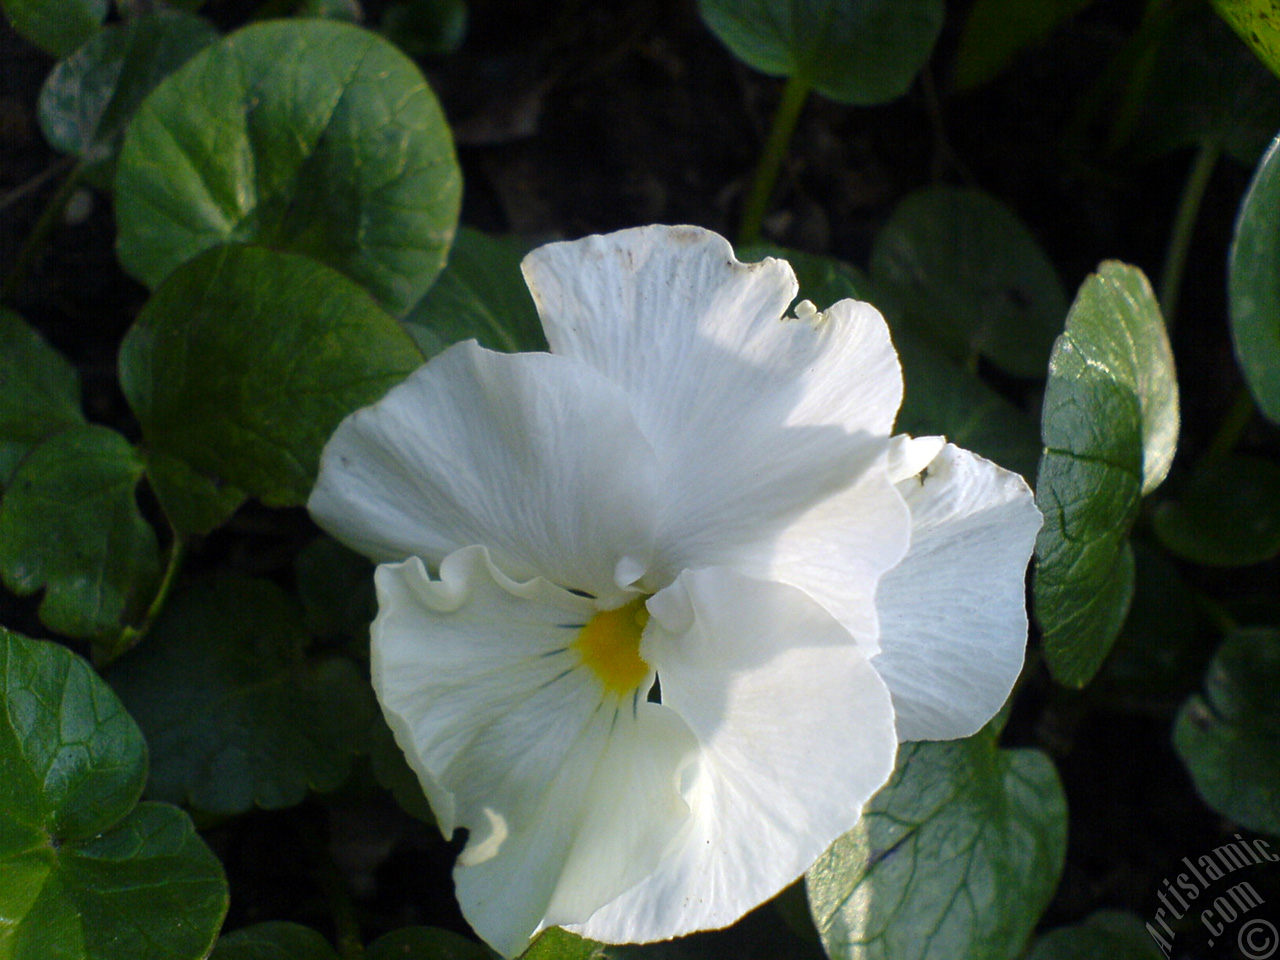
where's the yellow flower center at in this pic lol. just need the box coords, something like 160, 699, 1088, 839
574, 596, 651, 695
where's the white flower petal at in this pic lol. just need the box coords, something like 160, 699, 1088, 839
886, 433, 946, 483
309, 341, 659, 602
522, 225, 905, 580
872, 444, 1042, 741
570, 567, 898, 944
372, 548, 698, 958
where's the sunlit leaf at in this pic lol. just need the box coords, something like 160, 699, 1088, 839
0, 425, 159, 642
0, 628, 228, 960
1026, 910, 1164, 960
37, 11, 217, 176
118, 244, 422, 511
869, 185, 1067, 378
520, 929, 611, 960
115, 18, 461, 315
1033, 262, 1178, 687
0, 0, 105, 57
402, 227, 545, 358
1229, 131, 1280, 424
367, 926, 496, 960
696, 0, 944, 105
953, 0, 1096, 91
1153, 455, 1280, 566
210, 922, 340, 960
108, 576, 377, 815
807, 725, 1067, 960
0, 309, 83, 488
1174, 628, 1280, 836
1213, 0, 1280, 82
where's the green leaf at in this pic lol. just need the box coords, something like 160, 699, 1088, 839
696, 0, 944, 105
37, 11, 217, 177
0, 0, 105, 58
1153, 455, 1280, 566
1025, 910, 1164, 960
1134, 7, 1280, 165
402, 227, 546, 357
1033, 262, 1178, 687
520, 929, 612, 960
369, 709, 435, 824
108, 576, 377, 814
0, 628, 228, 960
869, 185, 1067, 378
380, 0, 468, 59
0, 309, 84, 488
142, 449, 245, 536
294, 535, 375, 640
118, 244, 422, 510
1174, 629, 1280, 836
953, 0, 1096, 91
1214, 0, 1280, 80
1229, 131, 1280, 424
210, 922, 340, 960
367, 927, 496, 960
740, 243, 1041, 478
807, 727, 1067, 960
114, 18, 461, 315
0, 425, 159, 642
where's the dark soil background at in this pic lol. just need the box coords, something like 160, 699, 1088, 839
2, 1, 1277, 957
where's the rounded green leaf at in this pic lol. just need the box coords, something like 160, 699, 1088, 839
0, 309, 83, 488
1034, 262, 1179, 687
869, 185, 1067, 378
0, 425, 159, 642
697, 0, 944, 105
0, 629, 228, 960
115, 18, 461, 315
108, 576, 377, 815
953, 0, 1097, 92
210, 922, 340, 960
1174, 629, 1280, 836
367, 927, 495, 960
1153, 455, 1280, 566
294, 535, 375, 640
402, 227, 546, 358
1215, 0, 1280, 80
1026, 910, 1164, 960
1229, 131, 1280, 424
1134, 7, 1280, 165
807, 727, 1067, 960
37, 11, 218, 174
519, 929, 610, 960
0, 0, 105, 57
118, 244, 423, 511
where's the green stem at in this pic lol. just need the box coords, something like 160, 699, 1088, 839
1, 162, 86, 305
100, 533, 187, 667
738, 75, 812, 248
1159, 137, 1221, 328
315, 847, 364, 960
1201, 385, 1255, 467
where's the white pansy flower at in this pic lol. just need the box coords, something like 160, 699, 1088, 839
308, 225, 1041, 956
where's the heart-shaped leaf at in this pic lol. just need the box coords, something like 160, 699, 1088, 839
1174, 629, 1280, 836
108, 576, 377, 814
869, 185, 1067, 378
0, 628, 228, 960
0, 425, 159, 642
118, 244, 422, 514
0, 309, 83, 488
697, 0, 944, 105
115, 18, 461, 315
37, 11, 217, 176
1033, 262, 1178, 687
807, 726, 1067, 960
